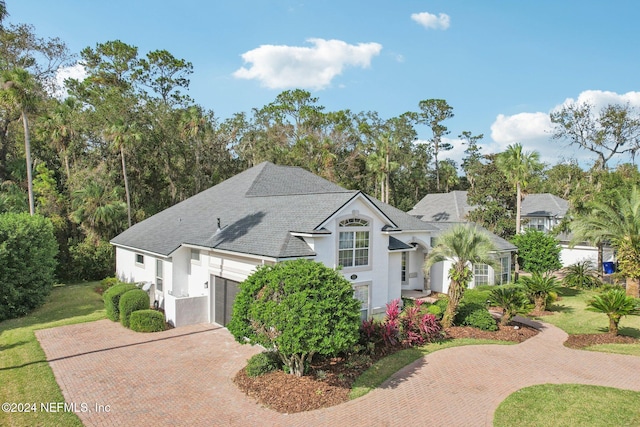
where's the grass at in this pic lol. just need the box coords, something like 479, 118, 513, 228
537, 286, 640, 356
350, 338, 514, 399
0, 282, 106, 427
494, 384, 640, 427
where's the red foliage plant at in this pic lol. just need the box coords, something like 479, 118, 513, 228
360, 299, 442, 350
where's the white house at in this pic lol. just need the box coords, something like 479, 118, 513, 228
520, 193, 614, 267
408, 191, 517, 292
111, 162, 437, 327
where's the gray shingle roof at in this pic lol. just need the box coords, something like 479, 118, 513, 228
425, 222, 517, 252
111, 162, 435, 259
407, 190, 473, 222
521, 193, 568, 218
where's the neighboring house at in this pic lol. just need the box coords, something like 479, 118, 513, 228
408, 191, 516, 293
111, 162, 437, 327
520, 193, 613, 267
520, 193, 568, 233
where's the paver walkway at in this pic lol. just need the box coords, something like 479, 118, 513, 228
36, 318, 640, 426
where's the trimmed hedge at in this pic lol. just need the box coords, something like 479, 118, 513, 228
129, 310, 166, 332
119, 289, 150, 328
103, 283, 137, 321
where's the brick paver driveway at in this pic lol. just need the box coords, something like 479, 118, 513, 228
36, 318, 640, 427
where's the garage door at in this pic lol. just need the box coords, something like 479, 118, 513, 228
213, 275, 240, 326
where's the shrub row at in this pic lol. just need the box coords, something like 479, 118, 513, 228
103, 280, 165, 332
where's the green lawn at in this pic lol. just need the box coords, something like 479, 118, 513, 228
539, 287, 640, 355
494, 384, 640, 427
0, 282, 106, 427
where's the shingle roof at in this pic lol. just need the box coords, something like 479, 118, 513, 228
407, 191, 473, 222
425, 222, 517, 252
111, 162, 435, 259
521, 193, 569, 218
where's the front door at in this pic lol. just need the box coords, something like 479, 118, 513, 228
213, 275, 240, 326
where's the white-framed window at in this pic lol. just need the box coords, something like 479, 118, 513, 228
500, 256, 511, 284
473, 263, 490, 286
190, 249, 201, 262
338, 217, 371, 268
401, 252, 408, 285
156, 259, 163, 292
135, 253, 144, 266
353, 283, 370, 321
526, 217, 546, 232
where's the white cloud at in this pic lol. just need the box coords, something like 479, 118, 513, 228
490, 112, 551, 144
50, 63, 87, 99
489, 90, 640, 167
233, 38, 382, 90
411, 12, 450, 30
554, 90, 640, 113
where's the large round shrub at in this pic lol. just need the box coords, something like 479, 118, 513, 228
512, 229, 562, 273
103, 283, 137, 321
227, 259, 361, 377
129, 309, 166, 332
0, 213, 58, 321
119, 289, 150, 328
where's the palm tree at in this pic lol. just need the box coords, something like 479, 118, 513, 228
489, 286, 531, 326
38, 98, 81, 183
587, 289, 639, 336
562, 260, 602, 289
520, 272, 559, 313
424, 223, 497, 328
496, 143, 542, 235
571, 187, 640, 297
70, 179, 127, 241
105, 119, 141, 228
0, 68, 39, 215
496, 143, 542, 273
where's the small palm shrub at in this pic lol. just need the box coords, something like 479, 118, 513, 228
587, 289, 640, 335
562, 261, 602, 289
489, 287, 531, 326
520, 273, 560, 312
455, 303, 498, 331
129, 309, 166, 332
103, 283, 137, 321
246, 351, 282, 377
119, 289, 150, 328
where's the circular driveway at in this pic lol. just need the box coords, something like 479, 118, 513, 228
36, 318, 640, 426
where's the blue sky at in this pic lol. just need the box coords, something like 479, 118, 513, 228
8, 1, 640, 168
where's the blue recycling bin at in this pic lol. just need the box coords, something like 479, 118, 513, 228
603, 262, 615, 274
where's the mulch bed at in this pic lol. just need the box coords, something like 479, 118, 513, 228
564, 333, 639, 349
233, 322, 539, 413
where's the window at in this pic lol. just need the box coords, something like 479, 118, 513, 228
353, 284, 370, 321
156, 259, 163, 292
135, 254, 144, 265
338, 218, 370, 268
401, 252, 408, 284
500, 256, 511, 284
190, 249, 200, 262
473, 263, 490, 286
526, 217, 546, 232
